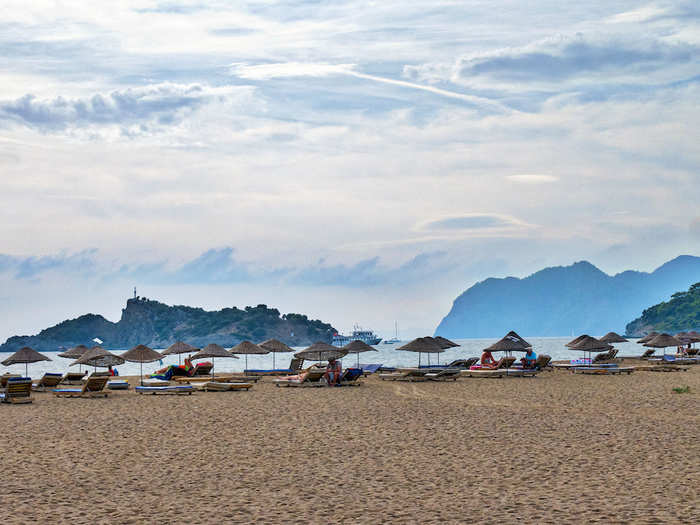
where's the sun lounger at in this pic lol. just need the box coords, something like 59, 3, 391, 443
0, 377, 33, 404
640, 349, 655, 359
225, 374, 260, 383
357, 364, 383, 375
273, 368, 326, 387
461, 369, 506, 378
1, 374, 21, 388
107, 380, 130, 390
32, 372, 64, 391
244, 368, 294, 376
571, 366, 635, 375
339, 368, 363, 386
505, 368, 540, 377
378, 368, 429, 381
142, 379, 172, 387
135, 385, 194, 395
192, 362, 213, 376
425, 368, 461, 381
53, 373, 110, 398
62, 371, 88, 384
197, 381, 253, 392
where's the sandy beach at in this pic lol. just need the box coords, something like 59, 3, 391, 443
3, 361, 699, 524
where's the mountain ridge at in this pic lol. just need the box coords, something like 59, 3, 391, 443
435, 255, 700, 338
0, 297, 337, 352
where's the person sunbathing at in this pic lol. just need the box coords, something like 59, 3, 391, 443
520, 348, 537, 368
480, 350, 503, 369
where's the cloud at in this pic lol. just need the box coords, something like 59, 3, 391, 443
0, 83, 251, 133
505, 174, 559, 184
422, 214, 525, 231
0, 250, 98, 279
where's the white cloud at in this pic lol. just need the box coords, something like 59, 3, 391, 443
506, 175, 559, 184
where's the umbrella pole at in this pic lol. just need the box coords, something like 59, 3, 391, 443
25, 362, 28, 377
212, 357, 215, 378
357, 352, 360, 368
273, 352, 276, 370
140, 361, 143, 386
245, 354, 248, 372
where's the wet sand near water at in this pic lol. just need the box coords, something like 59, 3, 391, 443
2, 362, 699, 523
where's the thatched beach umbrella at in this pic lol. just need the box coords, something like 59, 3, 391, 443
258, 339, 294, 369
1, 347, 51, 377
71, 346, 125, 372
162, 341, 198, 365
568, 335, 611, 366
342, 340, 378, 367
295, 342, 346, 363
643, 333, 683, 357
190, 343, 238, 376
599, 332, 628, 344
485, 331, 532, 352
397, 337, 444, 367
57, 344, 90, 372
636, 332, 659, 344
121, 344, 164, 386
230, 341, 268, 371
433, 336, 460, 348
565, 334, 588, 348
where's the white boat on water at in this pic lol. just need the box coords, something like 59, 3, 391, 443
383, 321, 401, 344
332, 325, 382, 346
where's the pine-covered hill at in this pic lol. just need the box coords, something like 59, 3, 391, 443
0, 297, 337, 352
625, 282, 700, 336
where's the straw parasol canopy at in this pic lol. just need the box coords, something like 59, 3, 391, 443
191, 343, 238, 376
636, 332, 659, 344
259, 338, 295, 369
599, 332, 628, 343
433, 336, 460, 348
397, 337, 444, 367
485, 331, 532, 352
295, 342, 346, 362
677, 331, 700, 343
1, 346, 51, 377
343, 340, 378, 367
162, 341, 198, 365
643, 333, 683, 353
567, 335, 611, 367
230, 341, 269, 371
121, 344, 164, 385
57, 344, 90, 359
565, 334, 588, 348
71, 346, 125, 371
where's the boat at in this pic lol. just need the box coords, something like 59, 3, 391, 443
332, 325, 382, 346
383, 321, 401, 344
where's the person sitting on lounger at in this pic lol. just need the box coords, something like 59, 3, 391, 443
324, 358, 342, 386
520, 348, 537, 368
480, 350, 503, 369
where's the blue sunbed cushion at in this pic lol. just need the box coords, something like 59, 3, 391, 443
358, 364, 383, 373
342, 368, 363, 381
135, 385, 193, 391
53, 388, 82, 393
9, 377, 32, 382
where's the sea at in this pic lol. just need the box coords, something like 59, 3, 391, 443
0, 336, 653, 378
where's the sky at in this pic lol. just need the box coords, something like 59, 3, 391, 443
1, 1, 699, 341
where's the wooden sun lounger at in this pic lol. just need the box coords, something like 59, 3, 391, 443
32, 373, 64, 391
0, 374, 21, 388
53, 374, 110, 398
505, 368, 540, 377
571, 366, 635, 375
379, 369, 429, 381
196, 382, 253, 392
135, 385, 194, 395
0, 377, 33, 404
62, 371, 88, 384
460, 369, 506, 378
425, 368, 461, 381
107, 380, 130, 390
636, 365, 689, 372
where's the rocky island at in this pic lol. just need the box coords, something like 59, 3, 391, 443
0, 297, 337, 352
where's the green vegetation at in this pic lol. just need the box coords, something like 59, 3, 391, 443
672, 386, 691, 394
626, 282, 700, 335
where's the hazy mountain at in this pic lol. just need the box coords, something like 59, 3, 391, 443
0, 297, 337, 352
435, 255, 700, 338
626, 282, 700, 336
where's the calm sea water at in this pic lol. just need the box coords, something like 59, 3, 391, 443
0, 337, 651, 379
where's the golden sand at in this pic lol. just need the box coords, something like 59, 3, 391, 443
3, 362, 699, 524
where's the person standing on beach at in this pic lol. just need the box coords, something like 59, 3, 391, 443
325, 358, 342, 386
